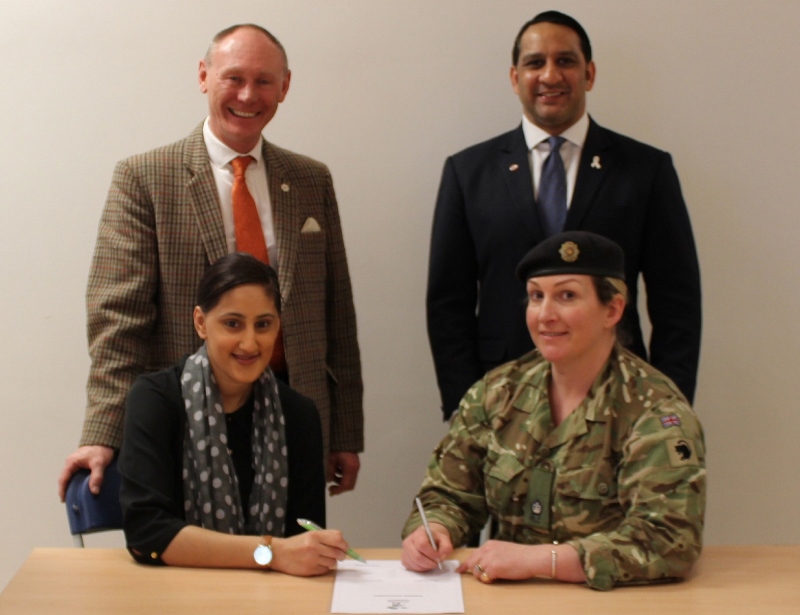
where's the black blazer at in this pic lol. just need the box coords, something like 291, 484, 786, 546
119, 361, 326, 564
427, 119, 701, 418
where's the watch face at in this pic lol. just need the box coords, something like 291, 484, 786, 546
254, 544, 273, 567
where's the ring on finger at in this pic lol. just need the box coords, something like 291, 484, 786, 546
474, 564, 484, 574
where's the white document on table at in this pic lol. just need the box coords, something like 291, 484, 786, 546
330, 560, 464, 614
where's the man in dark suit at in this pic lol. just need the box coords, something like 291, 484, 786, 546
59, 24, 363, 500
427, 11, 701, 420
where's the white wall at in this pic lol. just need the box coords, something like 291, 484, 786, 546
1, 0, 799, 591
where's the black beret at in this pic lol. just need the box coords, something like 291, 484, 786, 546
516, 231, 625, 282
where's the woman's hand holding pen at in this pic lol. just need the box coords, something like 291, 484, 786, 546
271, 530, 350, 577
401, 523, 453, 572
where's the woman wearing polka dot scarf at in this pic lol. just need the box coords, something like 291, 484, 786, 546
119, 253, 351, 575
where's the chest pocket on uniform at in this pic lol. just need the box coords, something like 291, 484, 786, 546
484, 454, 527, 520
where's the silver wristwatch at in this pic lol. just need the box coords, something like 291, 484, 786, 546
254, 536, 273, 568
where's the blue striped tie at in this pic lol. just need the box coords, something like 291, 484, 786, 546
538, 136, 567, 236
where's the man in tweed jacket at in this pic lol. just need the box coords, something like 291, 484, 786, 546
59, 24, 363, 500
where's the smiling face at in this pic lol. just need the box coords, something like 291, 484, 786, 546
510, 22, 595, 135
193, 283, 280, 404
198, 26, 291, 153
525, 274, 623, 368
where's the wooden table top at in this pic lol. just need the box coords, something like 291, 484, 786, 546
0, 545, 798, 614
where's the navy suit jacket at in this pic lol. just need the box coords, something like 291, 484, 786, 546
427, 119, 701, 418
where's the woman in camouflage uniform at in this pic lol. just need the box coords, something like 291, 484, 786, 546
402, 231, 705, 591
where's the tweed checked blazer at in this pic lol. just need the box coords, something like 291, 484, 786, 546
81, 122, 363, 458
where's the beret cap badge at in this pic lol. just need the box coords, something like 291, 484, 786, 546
515, 231, 625, 282
559, 241, 580, 263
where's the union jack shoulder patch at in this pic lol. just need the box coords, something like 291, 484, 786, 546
660, 414, 682, 428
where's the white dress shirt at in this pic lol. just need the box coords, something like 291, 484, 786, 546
203, 118, 279, 270
522, 112, 590, 208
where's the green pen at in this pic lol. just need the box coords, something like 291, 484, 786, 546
297, 518, 367, 563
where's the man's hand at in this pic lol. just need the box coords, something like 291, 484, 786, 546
326, 451, 360, 496
58, 445, 115, 502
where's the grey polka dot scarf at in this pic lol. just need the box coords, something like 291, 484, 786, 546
180, 344, 289, 537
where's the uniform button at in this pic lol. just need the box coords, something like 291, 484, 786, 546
540, 460, 553, 472
150, 552, 159, 559
597, 483, 609, 495
539, 447, 550, 457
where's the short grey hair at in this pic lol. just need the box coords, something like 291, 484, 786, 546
204, 24, 288, 71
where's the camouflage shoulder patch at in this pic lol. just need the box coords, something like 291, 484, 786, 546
666, 438, 699, 467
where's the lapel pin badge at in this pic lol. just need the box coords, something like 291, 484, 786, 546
281, 183, 290, 192
509, 163, 519, 172
590, 156, 602, 170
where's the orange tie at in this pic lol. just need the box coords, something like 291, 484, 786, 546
230, 156, 286, 373
231, 156, 269, 262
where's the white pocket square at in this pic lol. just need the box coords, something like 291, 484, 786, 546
300, 217, 321, 233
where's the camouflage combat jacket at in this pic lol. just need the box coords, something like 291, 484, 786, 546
403, 346, 706, 590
